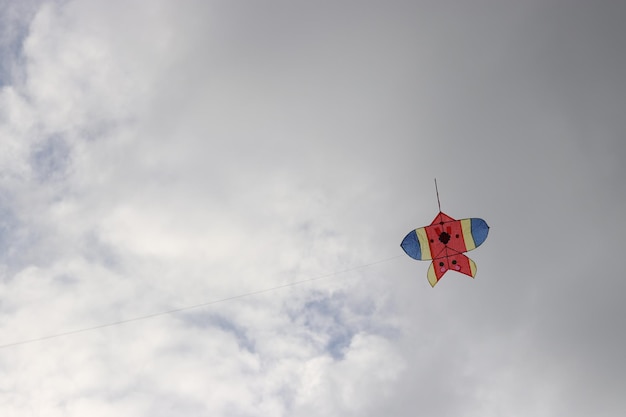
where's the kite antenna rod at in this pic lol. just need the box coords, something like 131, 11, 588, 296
434, 178, 441, 212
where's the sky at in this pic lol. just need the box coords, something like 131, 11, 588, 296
0, 0, 625, 416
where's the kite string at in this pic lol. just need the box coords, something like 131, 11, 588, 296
0, 255, 404, 350
434, 178, 442, 212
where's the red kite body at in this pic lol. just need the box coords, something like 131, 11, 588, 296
401, 211, 489, 287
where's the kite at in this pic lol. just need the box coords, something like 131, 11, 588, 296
401, 181, 489, 287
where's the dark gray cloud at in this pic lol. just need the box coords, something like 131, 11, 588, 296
0, 0, 41, 85
30, 135, 72, 181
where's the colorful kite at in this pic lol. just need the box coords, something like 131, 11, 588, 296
401, 182, 489, 287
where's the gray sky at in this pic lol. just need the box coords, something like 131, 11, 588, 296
1, 1, 625, 416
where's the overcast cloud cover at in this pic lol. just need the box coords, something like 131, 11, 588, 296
0, 1, 625, 416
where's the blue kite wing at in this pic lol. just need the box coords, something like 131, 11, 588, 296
469, 218, 489, 248
401, 230, 422, 260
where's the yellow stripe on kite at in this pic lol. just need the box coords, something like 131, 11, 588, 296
461, 219, 476, 251
469, 258, 477, 277
427, 263, 438, 287
415, 227, 432, 260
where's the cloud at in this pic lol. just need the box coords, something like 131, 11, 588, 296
0, 0, 625, 416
